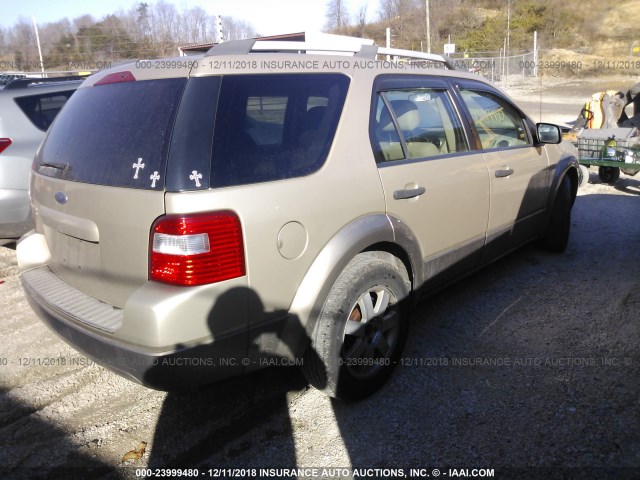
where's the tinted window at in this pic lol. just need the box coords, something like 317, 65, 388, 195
460, 90, 530, 149
373, 88, 468, 162
211, 74, 350, 188
14, 90, 76, 131
36, 78, 186, 189
246, 96, 288, 145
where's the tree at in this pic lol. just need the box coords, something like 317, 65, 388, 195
325, 0, 350, 32
355, 4, 369, 37
223, 17, 257, 41
457, 13, 506, 52
153, 0, 179, 54
8, 18, 36, 69
182, 6, 208, 44
136, 2, 152, 38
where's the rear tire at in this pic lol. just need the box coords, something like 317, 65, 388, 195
540, 176, 573, 253
302, 252, 410, 401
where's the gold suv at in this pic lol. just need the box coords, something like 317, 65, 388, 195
18, 39, 579, 400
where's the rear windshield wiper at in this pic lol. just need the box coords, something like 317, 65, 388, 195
39, 161, 70, 172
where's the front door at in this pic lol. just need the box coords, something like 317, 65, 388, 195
456, 86, 550, 259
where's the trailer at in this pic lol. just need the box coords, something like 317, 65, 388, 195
576, 127, 640, 186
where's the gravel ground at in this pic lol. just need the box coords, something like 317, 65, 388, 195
1, 81, 639, 479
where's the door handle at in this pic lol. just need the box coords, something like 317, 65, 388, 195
393, 186, 426, 200
495, 168, 514, 178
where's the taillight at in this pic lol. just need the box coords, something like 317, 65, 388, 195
150, 211, 245, 286
0, 138, 12, 154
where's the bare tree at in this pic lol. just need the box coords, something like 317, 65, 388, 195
355, 3, 369, 37
378, 0, 395, 24
325, 0, 350, 32
152, 0, 179, 54
73, 14, 95, 31
223, 17, 257, 41
182, 6, 208, 44
8, 18, 37, 69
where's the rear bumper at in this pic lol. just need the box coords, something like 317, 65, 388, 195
20, 266, 250, 390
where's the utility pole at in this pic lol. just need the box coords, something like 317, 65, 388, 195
533, 30, 538, 77
506, 0, 511, 56
215, 15, 224, 44
425, 0, 431, 53
386, 27, 391, 61
32, 16, 45, 77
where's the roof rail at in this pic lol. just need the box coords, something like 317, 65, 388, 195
205, 39, 455, 70
4, 75, 91, 90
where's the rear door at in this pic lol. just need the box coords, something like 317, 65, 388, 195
31, 76, 187, 308
373, 76, 490, 288
455, 82, 550, 259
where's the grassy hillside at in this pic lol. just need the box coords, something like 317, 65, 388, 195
333, 0, 639, 56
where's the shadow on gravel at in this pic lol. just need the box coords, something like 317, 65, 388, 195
146, 368, 309, 469
0, 388, 122, 480
613, 176, 640, 196
144, 192, 640, 474
327, 192, 640, 474
146, 288, 320, 469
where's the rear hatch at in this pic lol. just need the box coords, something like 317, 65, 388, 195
31, 74, 187, 308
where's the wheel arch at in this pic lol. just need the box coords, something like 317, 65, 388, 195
364, 241, 414, 291
284, 213, 421, 359
548, 153, 579, 209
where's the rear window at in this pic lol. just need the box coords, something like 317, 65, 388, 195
14, 90, 76, 131
210, 74, 350, 188
35, 78, 186, 190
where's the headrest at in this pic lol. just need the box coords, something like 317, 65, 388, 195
303, 106, 327, 128
379, 100, 420, 132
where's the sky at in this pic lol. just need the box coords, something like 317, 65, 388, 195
0, 0, 382, 36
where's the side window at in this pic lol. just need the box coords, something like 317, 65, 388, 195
14, 90, 75, 131
459, 89, 530, 150
373, 88, 468, 163
211, 74, 350, 188
374, 94, 404, 162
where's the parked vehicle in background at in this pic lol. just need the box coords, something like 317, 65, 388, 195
0, 76, 85, 242
18, 39, 578, 400
0, 73, 27, 86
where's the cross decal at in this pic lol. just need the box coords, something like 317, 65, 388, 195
132, 158, 145, 179
150, 171, 160, 188
190, 170, 203, 187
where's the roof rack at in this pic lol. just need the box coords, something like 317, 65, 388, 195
4, 75, 91, 90
205, 39, 455, 70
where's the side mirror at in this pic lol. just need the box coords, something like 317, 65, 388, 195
536, 123, 561, 144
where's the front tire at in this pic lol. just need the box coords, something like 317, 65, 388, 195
540, 175, 573, 253
302, 252, 411, 401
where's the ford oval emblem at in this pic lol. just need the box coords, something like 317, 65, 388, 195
55, 192, 68, 205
